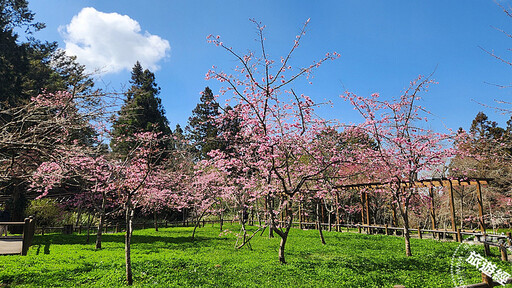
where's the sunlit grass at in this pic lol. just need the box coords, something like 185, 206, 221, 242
0, 223, 508, 287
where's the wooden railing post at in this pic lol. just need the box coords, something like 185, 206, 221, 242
385, 224, 389, 235
417, 228, 422, 240
457, 228, 462, 243
481, 272, 493, 287
500, 244, 508, 262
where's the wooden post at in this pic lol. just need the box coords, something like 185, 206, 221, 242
476, 182, 491, 256
21, 218, 31, 256
385, 224, 389, 235
358, 224, 361, 234
481, 272, 493, 287
476, 182, 486, 233
500, 244, 508, 262
417, 227, 422, 239
456, 228, 462, 243
429, 186, 438, 239
116, 223, 120, 233
448, 181, 457, 235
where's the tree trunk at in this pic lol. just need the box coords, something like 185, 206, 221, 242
154, 211, 158, 232
267, 196, 274, 238
317, 201, 326, 245
396, 187, 412, 257
125, 204, 133, 286
182, 208, 186, 227
86, 213, 92, 243
75, 206, 83, 227
403, 217, 412, 256
327, 204, 332, 232
274, 202, 293, 264
278, 231, 288, 264
275, 218, 293, 264
95, 211, 104, 249
400, 205, 412, 256
95, 192, 106, 249
219, 210, 223, 231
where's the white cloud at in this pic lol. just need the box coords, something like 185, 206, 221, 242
60, 7, 170, 74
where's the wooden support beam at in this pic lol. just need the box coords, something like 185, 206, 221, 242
475, 182, 491, 256
429, 186, 438, 239
449, 181, 457, 235
476, 182, 486, 234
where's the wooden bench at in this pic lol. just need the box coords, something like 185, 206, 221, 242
0, 217, 35, 256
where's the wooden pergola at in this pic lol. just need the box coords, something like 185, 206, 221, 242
334, 178, 493, 237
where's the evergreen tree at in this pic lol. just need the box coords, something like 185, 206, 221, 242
470, 111, 505, 140
186, 87, 221, 159
111, 61, 171, 157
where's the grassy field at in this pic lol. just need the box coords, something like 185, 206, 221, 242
0, 224, 510, 287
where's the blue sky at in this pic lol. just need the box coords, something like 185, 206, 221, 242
26, 0, 512, 132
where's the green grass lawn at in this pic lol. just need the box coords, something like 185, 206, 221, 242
0, 224, 510, 287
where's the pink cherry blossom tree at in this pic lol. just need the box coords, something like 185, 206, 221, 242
206, 19, 345, 263
28, 92, 177, 285
342, 76, 455, 256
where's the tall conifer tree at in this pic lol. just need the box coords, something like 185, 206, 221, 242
186, 87, 221, 159
111, 62, 171, 157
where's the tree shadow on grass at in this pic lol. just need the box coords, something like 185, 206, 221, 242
31, 231, 229, 253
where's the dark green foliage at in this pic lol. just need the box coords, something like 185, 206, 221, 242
0, 1, 93, 107
219, 105, 242, 155
25, 198, 70, 227
0, 225, 499, 287
186, 87, 222, 159
470, 111, 507, 140
111, 61, 171, 157
0, 0, 44, 32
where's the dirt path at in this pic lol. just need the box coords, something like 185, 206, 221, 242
0, 238, 22, 255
